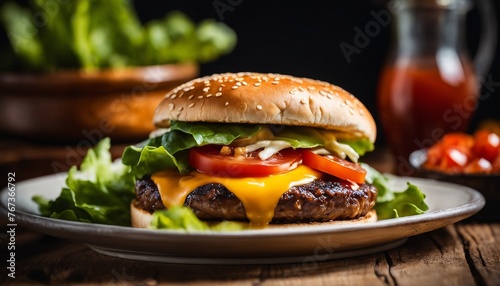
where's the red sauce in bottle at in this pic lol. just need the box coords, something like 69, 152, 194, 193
377, 62, 478, 164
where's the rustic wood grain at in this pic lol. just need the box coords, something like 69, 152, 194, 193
2, 223, 499, 285
385, 225, 476, 286
455, 223, 500, 286
1, 144, 497, 285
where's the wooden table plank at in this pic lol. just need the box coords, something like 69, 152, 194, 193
385, 225, 476, 285
3, 222, 499, 285
1, 142, 498, 285
456, 223, 500, 286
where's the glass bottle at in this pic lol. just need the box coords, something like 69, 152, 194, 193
377, 0, 497, 174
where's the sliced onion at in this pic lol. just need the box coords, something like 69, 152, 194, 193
330, 141, 359, 163
242, 138, 360, 163
244, 140, 293, 160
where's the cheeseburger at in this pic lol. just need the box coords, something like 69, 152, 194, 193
123, 72, 377, 228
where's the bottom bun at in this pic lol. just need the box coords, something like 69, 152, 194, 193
130, 199, 377, 229
131, 200, 157, 228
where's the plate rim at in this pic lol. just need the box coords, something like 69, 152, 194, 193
0, 172, 486, 264
0, 172, 485, 239
87, 238, 409, 265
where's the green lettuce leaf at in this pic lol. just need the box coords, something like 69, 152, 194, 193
122, 121, 262, 177
0, 2, 44, 70
121, 145, 189, 178
273, 126, 325, 148
1, 1, 237, 71
33, 138, 135, 226
196, 18, 237, 63
339, 138, 374, 156
170, 121, 262, 146
362, 163, 429, 219
150, 206, 244, 231
375, 183, 429, 219
272, 126, 375, 154
72, 0, 144, 70
122, 121, 375, 177
32, 136, 427, 230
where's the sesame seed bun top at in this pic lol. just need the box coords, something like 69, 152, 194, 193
153, 72, 376, 143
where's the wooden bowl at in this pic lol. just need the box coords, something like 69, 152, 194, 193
0, 63, 199, 143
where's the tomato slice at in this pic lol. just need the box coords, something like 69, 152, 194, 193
472, 130, 500, 163
440, 133, 474, 149
189, 145, 302, 177
302, 150, 366, 184
464, 158, 492, 174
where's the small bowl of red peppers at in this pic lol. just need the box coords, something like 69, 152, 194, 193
410, 126, 500, 220
422, 130, 500, 174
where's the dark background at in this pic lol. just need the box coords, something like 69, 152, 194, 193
2, 0, 499, 147
133, 0, 500, 147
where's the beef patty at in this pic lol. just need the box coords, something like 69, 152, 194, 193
135, 176, 377, 223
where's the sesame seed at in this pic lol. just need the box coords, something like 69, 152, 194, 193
236, 82, 242, 86
198, 96, 204, 99
272, 81, 279, 85
274, 77, 280, 81
319, 90, 328, 96
179, 106, 184, 111
349, 108, 355, 115
232, 85, 238, 90
308, 86, 315, 90
300, 98, 307, 104
206, 94, 212, 98
327, 94, 333, 99
189, 103, 195, 108
359, 109, 364, 115
256, 105, 263, 110
340, 102, 347, 107
203, 87, 210, 92
169, 103, 175, 110
254, 82, 261, 87
171, 94, 177, 99
289, 88, 297, 94
242, 81, 248, 86
188, 95, 194, 100
225, 102, 229, 106
216, 92, 222, 97
298, 86, 305, 92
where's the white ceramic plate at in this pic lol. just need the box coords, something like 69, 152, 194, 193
0, 173, 485, 264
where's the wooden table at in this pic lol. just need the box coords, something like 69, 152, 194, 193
1, 140, 499, 285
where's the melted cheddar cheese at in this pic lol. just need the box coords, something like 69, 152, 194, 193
151, 165, 322, 226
